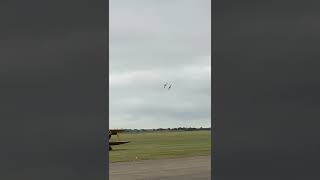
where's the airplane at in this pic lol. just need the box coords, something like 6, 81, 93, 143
168, 82, 173, 90
109, 129, 130, 150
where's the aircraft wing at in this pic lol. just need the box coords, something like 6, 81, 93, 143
109, 129, 125, 135
109, 141, 130, 145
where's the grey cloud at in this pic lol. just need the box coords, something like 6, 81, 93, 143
110, 0, 210, 72
109, 0, 211, 129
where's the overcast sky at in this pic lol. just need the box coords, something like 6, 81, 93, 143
109, 0, 211, 129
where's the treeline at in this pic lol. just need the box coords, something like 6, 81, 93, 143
123, 127, 211, 132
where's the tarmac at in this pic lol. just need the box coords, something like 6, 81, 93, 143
109, 155, 211, 180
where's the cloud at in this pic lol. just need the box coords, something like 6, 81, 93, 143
110, 56, 211, 128
109, 0, 211, 128
109, 0, 211, 73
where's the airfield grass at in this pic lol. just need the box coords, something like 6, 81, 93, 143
109, 130, 211, 163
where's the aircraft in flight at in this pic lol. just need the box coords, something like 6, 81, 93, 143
168, 82, 173, 90
164, 82, 168, 88
164, 82, 174, 90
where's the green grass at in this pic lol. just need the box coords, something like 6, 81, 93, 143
109, 130, 211, 163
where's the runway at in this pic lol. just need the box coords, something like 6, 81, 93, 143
109, 155, 211, 180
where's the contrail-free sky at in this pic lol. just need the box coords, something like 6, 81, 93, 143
109, 0, 211, 129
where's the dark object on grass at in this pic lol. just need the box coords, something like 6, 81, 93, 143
109, 129, 130, 151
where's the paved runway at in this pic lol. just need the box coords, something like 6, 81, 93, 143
109, 156, 211, 180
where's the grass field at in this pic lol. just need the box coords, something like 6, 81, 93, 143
109, 130, 211, 163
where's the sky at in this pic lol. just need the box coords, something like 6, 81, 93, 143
109, 0, 211, 129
